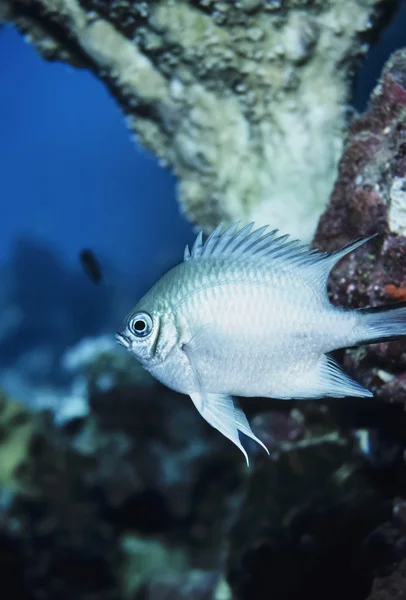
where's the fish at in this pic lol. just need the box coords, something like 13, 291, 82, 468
116, 222, 406, 465
79, 249, 102, 285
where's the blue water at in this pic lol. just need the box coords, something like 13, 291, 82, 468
0, 26, 193, 287
353, 0, 406, 110
1, 2, 406, 284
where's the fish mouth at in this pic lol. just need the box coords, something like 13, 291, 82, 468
115, 332, 131, 349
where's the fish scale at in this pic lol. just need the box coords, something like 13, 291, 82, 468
117, 222, 406, 465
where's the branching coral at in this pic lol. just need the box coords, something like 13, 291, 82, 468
1, 0, 396, 239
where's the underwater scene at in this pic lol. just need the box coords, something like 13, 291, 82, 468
2, 1, 406, 599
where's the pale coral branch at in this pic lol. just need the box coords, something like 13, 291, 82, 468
2, 0, 397, 240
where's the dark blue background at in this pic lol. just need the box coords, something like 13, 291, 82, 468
1, 2, 406, 283
0, 26, 192, 296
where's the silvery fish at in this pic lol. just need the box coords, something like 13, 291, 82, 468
116, 222, 406, 464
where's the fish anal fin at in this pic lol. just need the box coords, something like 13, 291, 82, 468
294, 355, 373, 399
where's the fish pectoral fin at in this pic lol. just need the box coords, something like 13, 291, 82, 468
189, 392, 269, 465
183, 322, 217, 357
298, 355, 373, 399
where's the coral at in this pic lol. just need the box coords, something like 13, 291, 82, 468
223, 49, 406, 600
59, 334, 152, 425
315, 47, 406, 247
314, 47, 406, 404
367, 559, 406, 600
0, 353, 246, 599
2, 344, 369, 599
2, 347, 406, 599
225, 402, 406, 600
62, 335, 154, 390
1, 0, 397, 240
0, 390, 39, 496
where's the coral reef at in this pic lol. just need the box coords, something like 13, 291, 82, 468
3, 372, 406, 599
2, 4, 406, 600
0, 372, 242, 599
314, 47, 406, 406
298, 45, 406, 600
0, 390, 40, 496
1, 0, 397, 240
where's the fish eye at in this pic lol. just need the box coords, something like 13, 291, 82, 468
129, 312, 153, 338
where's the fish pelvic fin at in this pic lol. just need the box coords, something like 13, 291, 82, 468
182, 334, 268, 464
189, 392, 269, 465
233, 397, 270, 457
356, 301, 406, 344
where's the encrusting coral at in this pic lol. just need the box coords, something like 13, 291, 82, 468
314, 47, 406, 406
1, 0, 397, 240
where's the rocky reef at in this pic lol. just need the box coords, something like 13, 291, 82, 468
0, 362, 241, 600
314, 47, 406, 407
0, 0, 398, 240
2, 341, 406, 599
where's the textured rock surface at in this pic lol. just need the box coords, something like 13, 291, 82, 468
314, 47, 406, 405
282, 44, 406, 600
223, 47, 406, 600
1, 0, 396, 240
367, 558, 406, 600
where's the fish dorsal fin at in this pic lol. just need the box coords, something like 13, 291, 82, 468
185, 222, 377, 284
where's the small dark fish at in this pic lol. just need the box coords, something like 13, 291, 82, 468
79, 249, 102, 285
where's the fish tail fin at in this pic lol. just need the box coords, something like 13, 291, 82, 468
357, 301, 406, 344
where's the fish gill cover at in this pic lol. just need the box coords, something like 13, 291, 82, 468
1, 1, 406, 600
